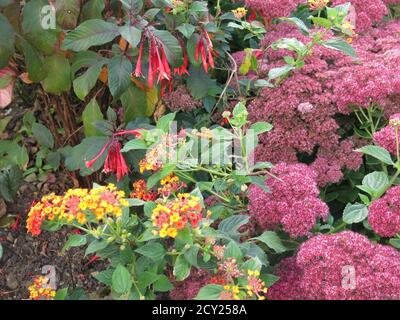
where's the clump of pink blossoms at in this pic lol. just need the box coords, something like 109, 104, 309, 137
169, 269, 211, 300
269, 231, 400, 300
373, 113, 400, 156
244, 18, 400, 186
248, 163, 329, 238
368, 186, 400, 237
244, 0, 305, 23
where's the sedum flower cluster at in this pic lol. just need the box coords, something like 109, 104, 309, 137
268, 231, 400, 299
248, 163, 329, 237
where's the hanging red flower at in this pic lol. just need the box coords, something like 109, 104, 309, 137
195, 29, 216, 73
174, 44, 189, 76
134, 31, 172, 89
85, 129, 142, 182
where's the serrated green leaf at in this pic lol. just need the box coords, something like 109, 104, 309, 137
112, 264, 132, 294
252, 231, 287, 253
62, 19, 119, 51
32, 123, 54, 149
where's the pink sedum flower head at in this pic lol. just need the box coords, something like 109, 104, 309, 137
244, 0, 305, 22
368, 185, 400, 237
248, 163, 329, 238
247, 19, 400, 186
373, 113, 400, 156
169, 269, 211, 300
269, 231, 400, 300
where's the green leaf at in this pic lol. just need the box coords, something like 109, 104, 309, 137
135, 242, 165, 261
249, 122, 273, 135
357, 145, 394, 166
92, 268, 114, 285
121, 138, 147, 152
0, 166, 22, 202
112, 264, 132, 294
310, 17, 333, 29
0, 242, 3, 260
22, 0, 60, 55
42, 53, 72, 95
153, 275, 174, 292
21, 41, 46, 82
184, 245, 199, 266
147, 163, 176, 189
121, 0, 143, 13
173, 254, 191, 281
260, 274, 280, 287
62, 234, 87, 254
62, 19, 119, 51
218, 215, 249, 240
120, 83, 158, 121
250, 176, 270, 193
252, 231, 287, 253
187, 65, 218, 100
224, 240, 243, 260
389, 239, 400, 249
73, 62, 104, 100
322, 39, 356, 59
137, 271, 160, 290
54, 288, 69, 300
82, 99, 104, 137
82, 0, 105, 20
0, 13, 15, 69
85, 239, 108, 256
195, 284, 223, 300
46, 151, 61, 170
108, 55, 132, 98
280, 17, 310, 35
156, 112, 176, 132
272, 38, 307, 55
32, 123, 54, 149
343, 203, 368, 224
176, 23, 195, 39
119, 25, 142, 48
268, 65, 294, 80
361, 171, 389, 195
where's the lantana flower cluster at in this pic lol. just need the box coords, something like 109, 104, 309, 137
218, 268, 268, 300
368, 186, 400, 237
151, 193, 204, 239
268, 231, 400, 300
28, 276, 56, 300
26, 184, 129, 236
244, 17, 400, 186
139, 133, 185, 174
248, 163, 329, 238
211, 248, 268, 300
130, 175, 186, 201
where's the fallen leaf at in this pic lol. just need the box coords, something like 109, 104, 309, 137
0, 67, 15, 109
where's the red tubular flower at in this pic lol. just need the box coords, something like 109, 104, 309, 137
103, 139, 128, 182
248, 9, 257, 22
134, 36, 145, 77
195, 30, 215, 73
135, 32, 173, 89
85, 129, 142, 182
